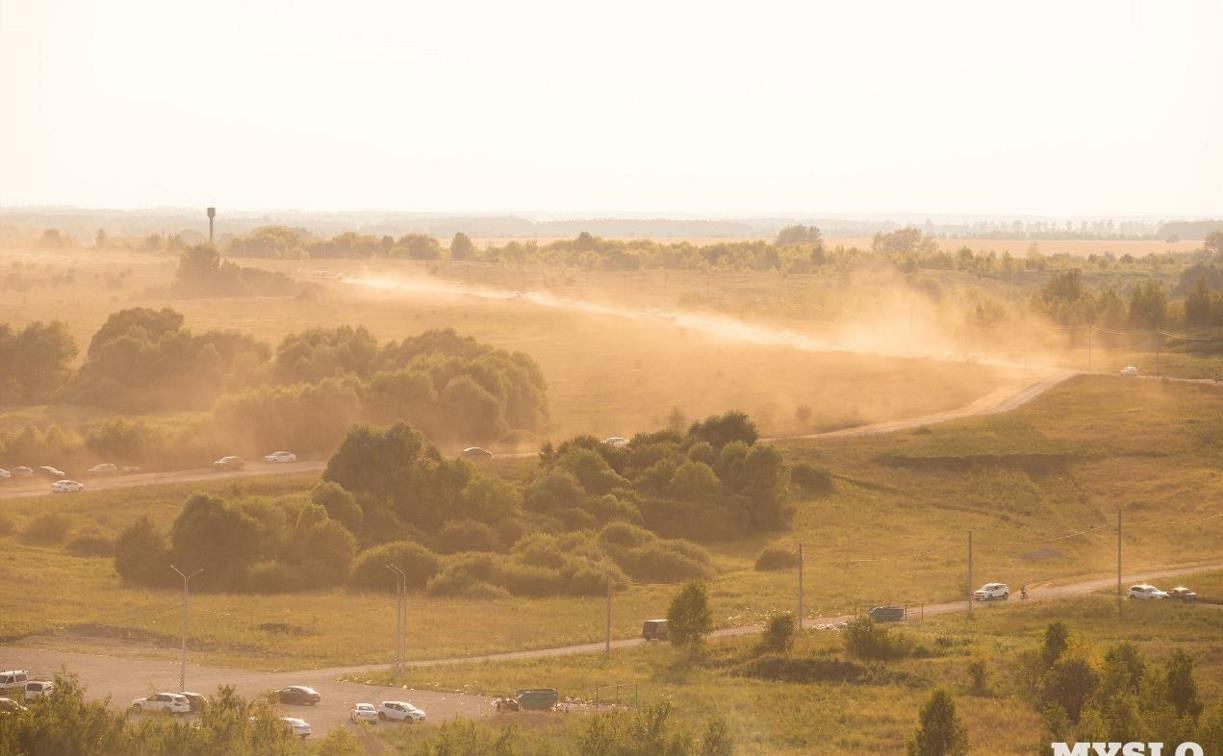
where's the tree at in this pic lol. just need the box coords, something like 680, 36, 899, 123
1205, 230, 1223, 258
113, 517, 171, 587
450, 231, 476, 261
1162, 648, 1202, 720
1042, 621, 1071, 667
1041, 653, 1100, 723
0, 320, 78, 403
310, 481, 363, 534
1185, 275, 1213, 325
906, 689, 968, 756
758, 612, 796, 655
1128, 280, 1167, 329
667, 581, 713, 655
687, 410, 758, 449
170, 493, 267, 590
775, 224, 823, 247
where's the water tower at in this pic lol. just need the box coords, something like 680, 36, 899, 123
206, 207, 216, 244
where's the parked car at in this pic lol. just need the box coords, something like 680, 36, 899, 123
179, 691, 207, 712
11, 467, 34, 478
212, 456, 245, 471
87, 463, 119, 476
1127, 584, 1168, 600
1120, 366, 1140, 377
350, 702, 378, 723
602, 437, 629, 448
462, 447, 493, 460
1166, 586, 1198, 602
23, 681, 53, 702
493, 696, 521, 713
377, 701, 426, 722
514, 689, 558, 712
51, 480, 84, 493
974, 582, 1010, 601
276, 686, 320, 705
37, 466, 66, 479
280, 717, 312, 738
641, 619, 669, 641
0, 468, 10, 481
867, 605, 905, 622
0, 671, 29, 695
263, 451, 297, 464
130, 693, 192, 714
0, 697, 27, 715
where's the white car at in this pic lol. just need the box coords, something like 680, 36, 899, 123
973, 582, 1010, 601
281, 716, 312, 738
0, 468, 10, 481
1127, 584, 1167, 600
51, 480, 84, 494
130, 692, 191, 714
350, 702, 378, 723
602, 437, 628, 448
263, 451, 297, 464
377, 701, 426, 722
23, 680, 53, 701
1120, 366, 1139, 377
0, 671, 29, 695
461, 447, 493, 461
87, 463, 119, 476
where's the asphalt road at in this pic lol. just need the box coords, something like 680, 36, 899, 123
5, 560, 1218, 735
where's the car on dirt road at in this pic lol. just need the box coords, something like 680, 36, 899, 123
11, 467, 34, 478
1166, 586, 1198, 602
179, 692, 207, 712
513, 689, 559, 711
130, 693, 191, 714
263, 451, 297, 464
641, 619, 669, 640
350, 702, 379, 723
377, 701, 426, 722
0, 468, 10, 481
1127, 584, 1168, 600
1120, 366, 1140, 377
462, 447, 493, 460
23, 680, 53, 701
974, 582, 1010, 601
867, 605, 905, 622
0, 697, 27, 715
51, 480, 84, 493
38, 466, 66, 479
0, 671, 29, 695
280, 717, 312, 738
213, 456, 245, 471
87, 463, 119, 476
602, 437, 628, 448
276, 686, 320, 705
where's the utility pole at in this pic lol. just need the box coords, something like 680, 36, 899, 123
206, 207, 215, 245
1116, 508, 1122, 619
967, 531, 973, 619
797, 543, 804, 631
1087, 324, 1093, 373
170, 565, 203, 692
1155, 331, 1161, 376
605, 573, 612, 656
387, 565, 406, 673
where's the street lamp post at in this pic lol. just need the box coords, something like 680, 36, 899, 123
386, 565, 406, 673
170, 565, 203, 691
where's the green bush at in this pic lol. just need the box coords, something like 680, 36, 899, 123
425, 569, 512, 600
348, 540, 440, 591
758, 612, 797, 655
434, 519, 502, 554
790, 462, 834, 495
64, 531, 115, 557
754, 544, 799, 571
23, 512, 72, 544
843, 616, 913, 661
609, 539, 715, 582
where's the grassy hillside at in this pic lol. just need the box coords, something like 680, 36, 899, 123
1, 376, 1220, 671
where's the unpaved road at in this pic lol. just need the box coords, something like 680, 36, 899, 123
4, 560, 1219, 734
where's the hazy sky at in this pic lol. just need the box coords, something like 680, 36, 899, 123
2, 0, 1221, 216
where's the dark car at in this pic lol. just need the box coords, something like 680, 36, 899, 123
867, 605, 905, 623
1167, 586, 1198, 602
514, 689, 558, 711
213, 456, 245, 471
276, 686, 320, 705
180, 691, 207, 712
641, 619, 669, 641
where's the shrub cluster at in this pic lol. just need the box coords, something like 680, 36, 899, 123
754, 544, 800, 571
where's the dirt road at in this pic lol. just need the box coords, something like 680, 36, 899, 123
5, 560, 1217, 735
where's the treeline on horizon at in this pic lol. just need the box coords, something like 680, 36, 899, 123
108, 411, 809, 597
0, 308, 548, 470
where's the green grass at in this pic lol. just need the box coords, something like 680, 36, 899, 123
2, 376, 1222, 673
351, 592, 1223, 755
